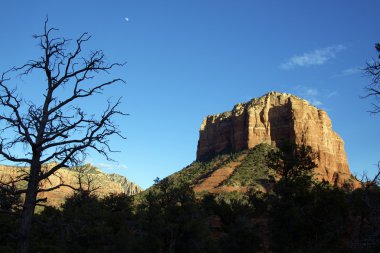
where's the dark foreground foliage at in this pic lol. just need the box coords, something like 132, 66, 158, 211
1, 145, 380, 252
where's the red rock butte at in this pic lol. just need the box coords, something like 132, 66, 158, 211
196, 91, 353, 184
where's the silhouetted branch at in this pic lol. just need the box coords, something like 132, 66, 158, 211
364, 43, 380, 113
0, 19, 126, 252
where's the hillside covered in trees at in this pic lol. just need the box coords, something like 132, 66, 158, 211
1, 143, 379, 252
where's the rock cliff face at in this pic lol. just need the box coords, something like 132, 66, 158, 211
0, 164, 142, 207
197, 92, 352, 184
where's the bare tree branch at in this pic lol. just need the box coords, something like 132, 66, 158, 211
0, 19, 126, 252
363, 43, 380, 113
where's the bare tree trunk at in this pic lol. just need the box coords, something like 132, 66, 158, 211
0, 20, 125, 252
17, 162, 40, 253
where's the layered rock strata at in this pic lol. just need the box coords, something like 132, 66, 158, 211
0, 164, 142, 207
197, 92, 352, 184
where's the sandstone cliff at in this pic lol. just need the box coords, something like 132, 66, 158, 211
0, 164, 142, 207
197, 92, 353, 185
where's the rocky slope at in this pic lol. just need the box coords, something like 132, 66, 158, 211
197, 91, 353, 186
0, 164, 142, 207
168, 144, 276, 193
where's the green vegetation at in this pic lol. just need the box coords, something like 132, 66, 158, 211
165, 152, 234, 188
164, 143, 274, 191
0, 144, 380, 252
225, 143, 272, 188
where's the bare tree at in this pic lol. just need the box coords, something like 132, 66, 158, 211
0, 19, 125, 253
0, 174, 22, 212
364, 43, 380, 113
61, 164, 102, 196
36, 163, 102, 202
360, 44, 380, 250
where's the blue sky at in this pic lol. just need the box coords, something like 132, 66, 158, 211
0, 1, 379, 188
